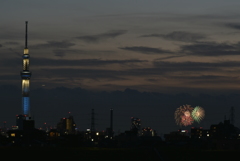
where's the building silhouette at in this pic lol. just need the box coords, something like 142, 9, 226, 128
57, 115, 76, 135
105, 108, 114, 139
164, 129, 189, 142
130, 117, 141, 136
209, 119, 240, 139
141, 127, 157, 137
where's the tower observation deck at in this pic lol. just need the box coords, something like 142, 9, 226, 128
20, 21, 31, 116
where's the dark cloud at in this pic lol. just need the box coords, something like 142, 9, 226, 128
168, 74, 239, 83
31, 58, 147, 67
0, 42, 21, 56
32, 60, 240, 83
120, 61, 213, 76
179, 75, 240, 85
52, 49, 79, 57
4, 42, 20, 45
119, 46, 172, 54
180, 42, 240, 56
155, 55, 185, 61
53, 50, 66, 57
0, 31, 22, 40
52, 49, 117, 57
85, 60, 235, 80
3, 56, 240, 83
180, 75, 231, 80
0, 74, 19, 81
141, 31, 206, 42
8, 48, 22, 57
153, 60, 240, 72
226, 23, 240, 30
75, 30, 127, 43
34, 40, 75, 49
35, 68, 127, 81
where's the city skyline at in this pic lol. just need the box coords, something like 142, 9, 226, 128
1, 1, 240, 135
0, 85, 239, 135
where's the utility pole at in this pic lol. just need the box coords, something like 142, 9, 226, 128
110, 108, 113, 138
91, 109, 95, 132
230, 106, 235, 125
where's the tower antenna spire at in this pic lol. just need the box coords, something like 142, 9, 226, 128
25, 21, 28, 49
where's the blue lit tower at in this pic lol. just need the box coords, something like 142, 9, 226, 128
21, 21, 31, 116
16, 21, 34, 130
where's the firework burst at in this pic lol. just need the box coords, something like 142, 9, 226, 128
174, 104, 194, 126
192, 106, 205, 123
181, 115, 194, 126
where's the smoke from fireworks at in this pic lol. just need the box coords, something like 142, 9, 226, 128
192, 106, 205, 123
174, 104, 194, 126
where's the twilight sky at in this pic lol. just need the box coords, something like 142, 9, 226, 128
1, 1, 240, 135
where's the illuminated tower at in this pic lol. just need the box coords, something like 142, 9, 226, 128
16, 21, 34, 130
21, 21, 31, 116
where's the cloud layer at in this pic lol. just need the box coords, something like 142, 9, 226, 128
141, 31, 206, 42
76, 30, 127, 43
119, 46, 172, 54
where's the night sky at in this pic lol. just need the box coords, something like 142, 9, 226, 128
1, 1, 240, 135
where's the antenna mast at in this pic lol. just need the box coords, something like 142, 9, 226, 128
25, 21, 28, 49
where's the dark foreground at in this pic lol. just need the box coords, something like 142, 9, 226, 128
0, 146, 239, 161
160, 147, 240, 161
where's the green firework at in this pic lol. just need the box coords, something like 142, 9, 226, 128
192, 106, 205, 123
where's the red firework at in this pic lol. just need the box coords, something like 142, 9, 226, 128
175, 104, 194, 126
